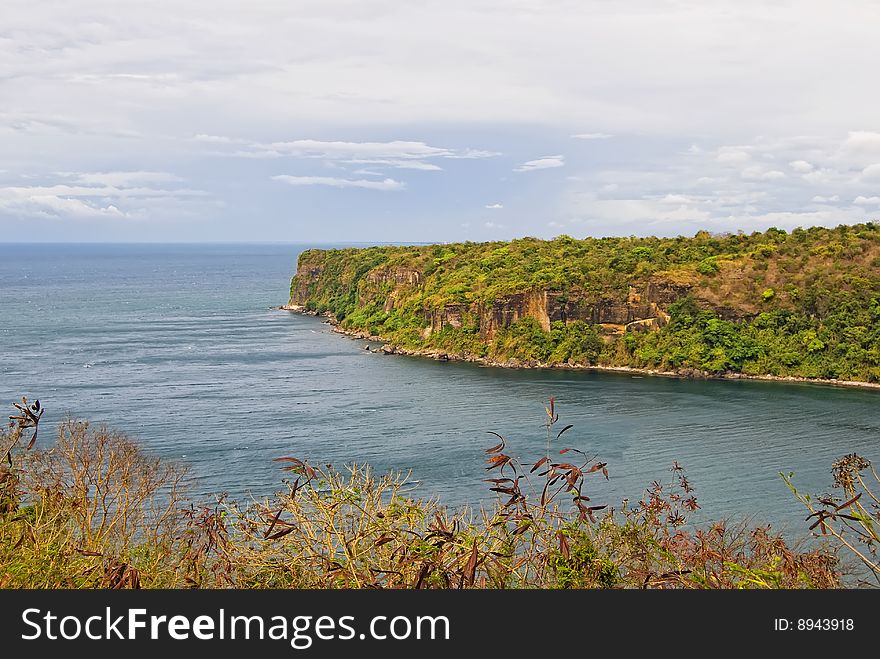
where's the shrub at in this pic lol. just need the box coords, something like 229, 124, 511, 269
697, 258, 720, 275
784, 454, 880, 586
1, 401, 192, 588
0, 398, 843, 589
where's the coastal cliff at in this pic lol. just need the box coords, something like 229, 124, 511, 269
287, 224, 880, 382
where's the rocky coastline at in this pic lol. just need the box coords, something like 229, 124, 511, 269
279, 305, 880, 392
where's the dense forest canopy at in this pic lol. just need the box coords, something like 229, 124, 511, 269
290, 223, 880, 382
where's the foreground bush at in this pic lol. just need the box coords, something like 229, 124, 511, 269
784, 454, 880, 586
0, 397, 845, 589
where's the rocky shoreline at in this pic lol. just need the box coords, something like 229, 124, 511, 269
279, 305, 880, 391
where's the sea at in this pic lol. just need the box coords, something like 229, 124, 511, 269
1, 243, 878, 541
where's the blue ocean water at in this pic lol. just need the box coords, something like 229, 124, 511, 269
1, 243, 878, 540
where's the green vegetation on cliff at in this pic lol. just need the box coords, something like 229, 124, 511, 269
289, 223, 880, 382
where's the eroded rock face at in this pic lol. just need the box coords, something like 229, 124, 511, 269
477, 291, 551, 339
359, 267, 423, 312
364, 267, 422, 288
424, 303, 469, 336
419, 282, 693, 339
288, 258, 324, 306
291, 256, 727, 339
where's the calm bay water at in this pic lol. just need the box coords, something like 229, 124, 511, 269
1, 243, 878, 537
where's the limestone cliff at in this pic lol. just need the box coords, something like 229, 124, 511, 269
285, 226, 880, 379
290, 249, 708, 340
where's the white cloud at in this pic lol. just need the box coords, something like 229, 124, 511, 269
716, 148, 751, 164
202, 136, 494, 164
346, 159, 443, 171
0, 193, 126, 219
559, 129, 880, 236
801, 168, 839, 184
271, 175, 405, 191
4, 3, 880, 140
485, 203, 503, 209
741, 166, 785, 180
567, 190, 870, 235
4, 3, 880, 239
0, 172, 208, 221
567, 195, 711, 226
74, 171, 183, 186
844, 131, 880, 154
484, 221, 505, 229
571, 133, 613, 140
514, 155, 565, 172
267, 139, 452, 160
446, 149, 502, 159
659, 194, 694, 204
0, 184, 205, 199
193, 134, 248, 145
788, 160, 814, 173
861, 163, 880, 180
197, 136, 497, 176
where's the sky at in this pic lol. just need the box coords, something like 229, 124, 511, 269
2, 0, 880, 243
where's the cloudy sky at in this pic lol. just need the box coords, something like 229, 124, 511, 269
2, 0, 880, 242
